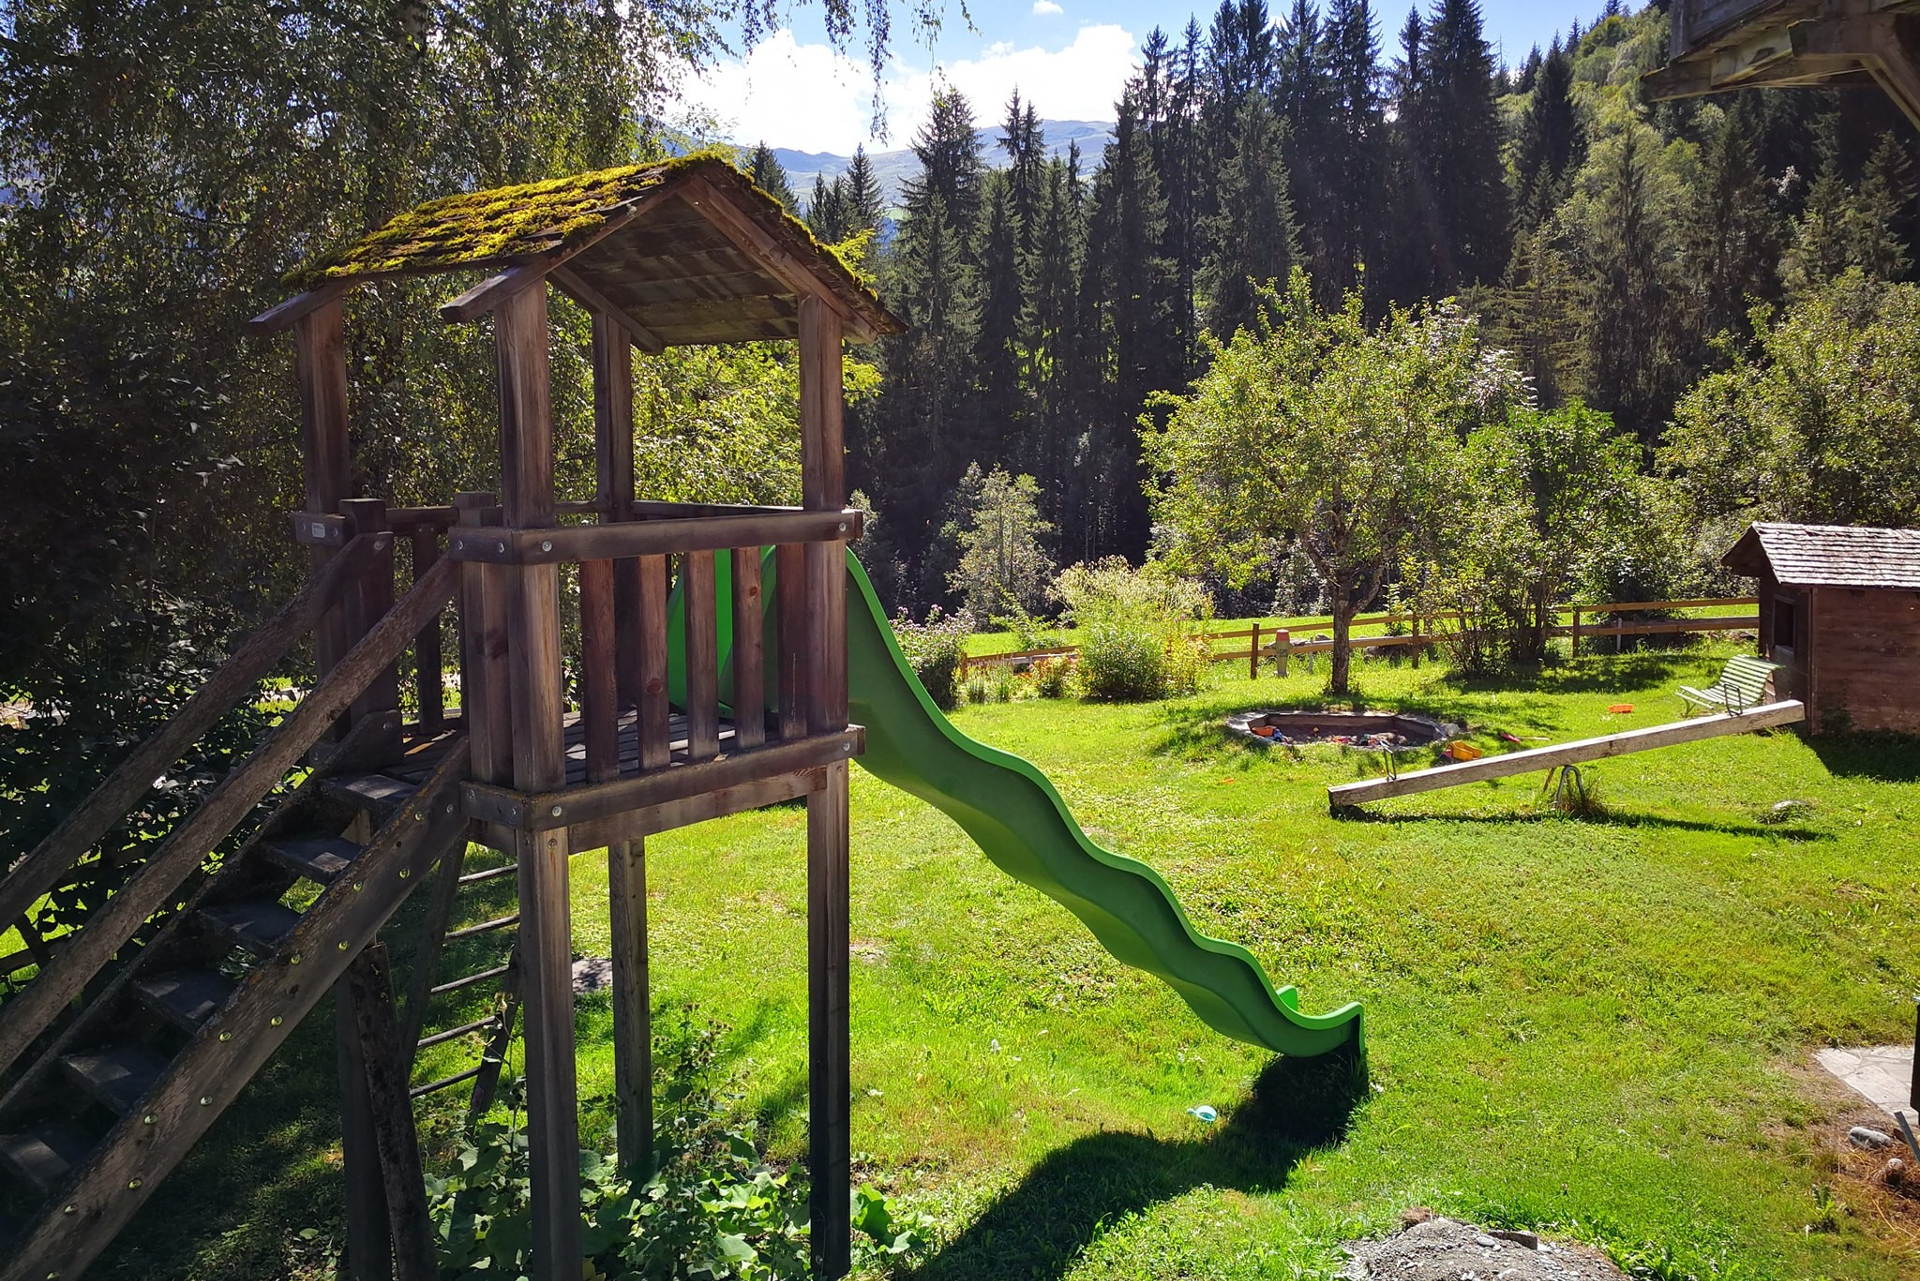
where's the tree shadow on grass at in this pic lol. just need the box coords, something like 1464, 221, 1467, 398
897, 1044, 1366, 1281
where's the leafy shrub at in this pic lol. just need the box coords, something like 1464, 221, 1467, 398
1052, 559, 1212, 701
890, 606, 972, 711
428, 1010, 932, 1279
1032, 656, 1072, 699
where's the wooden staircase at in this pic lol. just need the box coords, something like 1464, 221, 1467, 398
0, 538, 469, 1281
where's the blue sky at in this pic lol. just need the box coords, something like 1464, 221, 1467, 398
675, 0, 1599, 154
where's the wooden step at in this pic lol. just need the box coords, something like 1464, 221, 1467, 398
260, 834, 362, 884
199, 900, 302, 956
133, 971, 236, 1033
0, 1121, 93, 1196
322, 772, 416, 817
61, 1045, 170, 1116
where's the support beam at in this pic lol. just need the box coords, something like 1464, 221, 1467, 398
295, 296, 355, 684
345, 943, 438, 1281
493, 282, 580, 1281
807, 759, 852, 1281
1328, 701, 1805, 811
609, 839, 653, 1180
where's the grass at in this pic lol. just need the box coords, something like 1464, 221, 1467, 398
91, 639, 1919, 1280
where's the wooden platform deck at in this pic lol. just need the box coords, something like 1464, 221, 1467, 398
382, 712, 748, 788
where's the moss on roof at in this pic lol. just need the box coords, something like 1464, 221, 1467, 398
285, 153, 895, 334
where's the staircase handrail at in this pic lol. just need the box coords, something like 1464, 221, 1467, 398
0, 553, 459, 1074
0, 533, 387, 939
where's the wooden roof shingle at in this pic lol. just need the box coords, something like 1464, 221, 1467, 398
1722, 522, 1920, 588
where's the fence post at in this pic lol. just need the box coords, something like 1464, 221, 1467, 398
1570, 608, 1581, 658
1411, 616, 1421, 670
1272, 629, 1289, 677
1250, 622, 1260, 680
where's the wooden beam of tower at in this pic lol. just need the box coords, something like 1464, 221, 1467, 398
798, 291, 854, 1281
492, 282, 581, 1281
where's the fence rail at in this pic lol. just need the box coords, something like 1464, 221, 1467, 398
961, 597, 1761, 677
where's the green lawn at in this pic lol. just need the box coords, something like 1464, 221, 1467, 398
95, 640, 1919, 1280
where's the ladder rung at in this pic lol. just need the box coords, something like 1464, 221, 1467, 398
430, 964, 511, 996
457, 864, 517, 885
410, 1065, 484, 1099
416, 1014, 500, 1050
445, 913, 518, 941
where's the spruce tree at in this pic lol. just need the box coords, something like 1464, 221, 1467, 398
972, 172, 1028, 467
746, 141, 797, 211
906, 90, 985, 249
806, 174, 851, 242
1201, 94, 1300, 337
843, 145, 886, 233
1324, 0, 1384, 304
1683, 93, 1783, 339
1512, 37, 1582, 233
1274, 0, 1334, 290
1409, 0, 1510, 288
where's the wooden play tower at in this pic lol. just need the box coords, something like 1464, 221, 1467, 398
0, 156, 899, 1281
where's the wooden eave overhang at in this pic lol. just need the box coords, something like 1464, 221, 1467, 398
1723, 521, 1920, 587
1645, 0, 1920, 130
251, 155, 901, 346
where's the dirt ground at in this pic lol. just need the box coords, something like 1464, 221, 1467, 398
1337, 1213, 1628, 1281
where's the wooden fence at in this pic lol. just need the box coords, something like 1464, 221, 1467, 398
960, 597, 1760, 678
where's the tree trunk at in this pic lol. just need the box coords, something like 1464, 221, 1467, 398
1330, 583, 1353, 694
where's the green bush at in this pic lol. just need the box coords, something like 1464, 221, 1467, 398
427, 1010, 932, 1279
890, 606, 972, 712
1032, 656, 1072, 698
1052, 559, 1212, 701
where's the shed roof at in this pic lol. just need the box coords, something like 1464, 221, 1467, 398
281, 153, 899, 345
1722, 522, 1920, 588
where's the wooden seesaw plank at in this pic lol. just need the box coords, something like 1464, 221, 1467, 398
1327, 700, 1805, 811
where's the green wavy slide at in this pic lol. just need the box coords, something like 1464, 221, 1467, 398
675, 550, 1364, 1060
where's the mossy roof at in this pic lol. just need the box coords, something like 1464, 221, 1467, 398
287, 153, 898, 343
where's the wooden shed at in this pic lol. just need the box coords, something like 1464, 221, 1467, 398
1722, 522, 1920, 734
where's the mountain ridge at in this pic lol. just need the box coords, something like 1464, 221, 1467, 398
772, 119, 1114, 212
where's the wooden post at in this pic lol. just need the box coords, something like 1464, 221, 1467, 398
336, 989, 393, 1281
1249, 623, 1260, 681
296, 297, 354, 684
345, 944, 438, 1281
454, 492, 509, 786
494, 283, 580, 1281
609, 840, 652, 1179
342, 498, 402, 762
1570, 608, 1581, 658
411, 530, 445, 733
1411, 616, 1421, 670
1272, 629, 1289, 678
591, 312, 644, 711
798, 294, 853, 1281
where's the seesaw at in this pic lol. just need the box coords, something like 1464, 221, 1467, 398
1327, 700, 1806, 813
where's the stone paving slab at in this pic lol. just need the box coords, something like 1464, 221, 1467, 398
1815, 1044, 1916, 1120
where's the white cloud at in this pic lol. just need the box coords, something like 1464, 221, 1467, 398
1032, 1, 1064, 16
674, 25, 1135, 155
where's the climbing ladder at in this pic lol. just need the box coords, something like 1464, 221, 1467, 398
0, 537, 469, 1281
401, 843, 523, 1119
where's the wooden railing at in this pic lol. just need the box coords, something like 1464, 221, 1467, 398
962, 596, 1762, 677
448, 505, 864, 815
0, 554, 460, 1069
